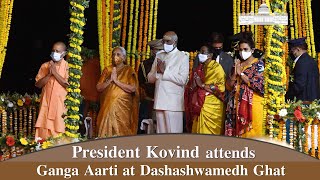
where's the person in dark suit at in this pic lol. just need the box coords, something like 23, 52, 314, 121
285, 37, 320, 102
137, 39, 163, 134
208, 32, 234, 78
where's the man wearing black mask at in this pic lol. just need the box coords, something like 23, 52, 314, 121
285, 37, 320, 102
208, 32, 234, 78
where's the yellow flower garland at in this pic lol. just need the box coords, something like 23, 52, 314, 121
293, 0, 298, 38
105, 0, 111, 66
65, 0, 89, 139
306, 0, 315, 58
97, 0, 104, 71
126, 0, 134, 64
289, 0, 294, 38
233, 0, 237, 34
146, 0, 154, 59
0, 0, 14, 78
152, 0, 158, 40
238, 0, 241, 33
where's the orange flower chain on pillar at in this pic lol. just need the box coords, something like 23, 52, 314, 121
121, 0, 129, 47
300, 0, 306, 37
311, 124, 315, 157
137, 0, 145, 67
131, 0, 140, 70
296, 0, 302, 38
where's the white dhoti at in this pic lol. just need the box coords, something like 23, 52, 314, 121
156, 110, 183, 133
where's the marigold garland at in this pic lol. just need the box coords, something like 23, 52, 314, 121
311, 124, 315, 157
65, 0, 89, 139
112, 0, 121, 48
304, 0, 311, 56
131, 0, 140, 70
146, 0, 154, 59
121, 0, 129, 47
152, 0, 158, 40
105, 0, 111, 66
233, 0, 237, 34
293, 0, 298, 38
306, 0, 315, 58
0, 0, 14, 78
289, 0, 294, 39
137, 0, 145, 68
237, 0, 241, 33
304, 124, 308, 154
296, 0, 302, 38
142, 0, 150, 60
126, 0, 134, 64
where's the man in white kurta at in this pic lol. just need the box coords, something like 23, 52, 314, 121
147, 31, 189, 133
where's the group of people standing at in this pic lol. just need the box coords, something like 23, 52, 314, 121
33, 30, 319, 140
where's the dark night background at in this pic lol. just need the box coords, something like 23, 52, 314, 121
0, 0, 319, 94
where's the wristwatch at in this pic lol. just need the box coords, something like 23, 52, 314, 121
240, 72, 245, 76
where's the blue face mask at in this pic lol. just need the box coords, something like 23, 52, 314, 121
51, 52, 63, 61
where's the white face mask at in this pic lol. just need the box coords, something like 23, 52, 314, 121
240, 51, 252, 61
198, 54, 208, 63
51, 52, 63, 61
164, 44, 175, 53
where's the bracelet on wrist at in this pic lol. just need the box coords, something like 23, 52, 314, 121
209, 84, 215, 91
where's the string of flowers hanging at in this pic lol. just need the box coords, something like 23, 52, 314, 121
121, 0, 128, 47
105, 0, 111, 66
97, 0, 104, 71
112, 0, 121, 47
131, 0, 140, 70
126, 0, 135, 64
0, 0, 14, 78
146, 0, 154, 59
142, 0, 150, 61
65, 0, 89, 139
136, 0, 145, 68
233, 0, 237, 34
152, 0, 158, 40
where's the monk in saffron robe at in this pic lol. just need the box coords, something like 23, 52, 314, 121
35, 42, 69, 140
96, 47, 139, 137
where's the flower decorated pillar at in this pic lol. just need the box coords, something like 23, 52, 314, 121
65, 0, 90, 140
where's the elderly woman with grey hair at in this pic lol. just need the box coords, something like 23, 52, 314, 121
96, 46, 140, 137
